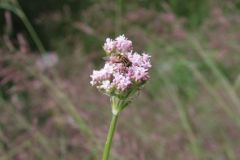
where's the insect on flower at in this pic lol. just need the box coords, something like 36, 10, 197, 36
104, 53, 132, 67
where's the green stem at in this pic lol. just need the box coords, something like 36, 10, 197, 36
20, 12, 45, 53
0, 0, 46, 53
102, 114, 119, 160
115, 0, 122, 35
15, 0, 45, 53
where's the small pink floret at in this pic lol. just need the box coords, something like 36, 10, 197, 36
103, 38, 116, 53
115, 35, 133, 53
103, 35, 133, 53
128, 66, 149, 81
112, 73, 131, 91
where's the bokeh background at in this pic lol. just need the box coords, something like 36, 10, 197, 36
1, 0, 240, 159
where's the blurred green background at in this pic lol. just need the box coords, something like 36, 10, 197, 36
1, 0, 240, 159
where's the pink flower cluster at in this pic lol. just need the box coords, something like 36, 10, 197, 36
103, 35, 132, 53
91, 35, 151, 93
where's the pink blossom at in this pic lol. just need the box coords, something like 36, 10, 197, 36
99, 80, 113, 91
127, 52, 151, 69
141, 53, 152, 69
128, 66, 149, 81
112, 73, 131, 91
103, 63, 114, 74
115, 35, 132, 53
90, 68, 111, 85
103, 38, 116, 53
103, 35, 133, 53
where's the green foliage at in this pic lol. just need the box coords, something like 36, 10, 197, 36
168, 0, 209, 28
171, 61, 197, 100
134, 0, 209, 28
18, 0, 94, 18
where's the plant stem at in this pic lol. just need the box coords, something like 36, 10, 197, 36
102, 114, 119, 160
15, 0, 45, 53
20, 12, 45, 53
0, 0, 45, 53
115, 0, 122, 35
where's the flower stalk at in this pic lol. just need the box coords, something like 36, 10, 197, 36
90, 35, 151, 159
102, 96, 130, 160
102, 113, 119, 160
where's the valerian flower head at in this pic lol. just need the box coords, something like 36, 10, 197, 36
91, 35, 151, 114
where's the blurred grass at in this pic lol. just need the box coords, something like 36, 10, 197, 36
1, 0, 240, 159
162, 74, 203, 159
0, 97, 57, 159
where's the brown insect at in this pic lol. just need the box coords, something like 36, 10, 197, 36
104, 53, 132, 67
